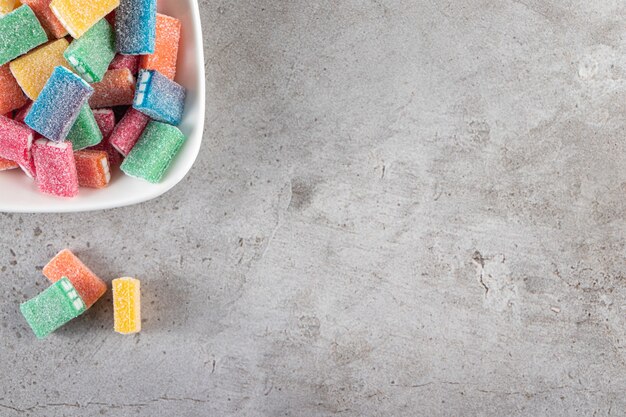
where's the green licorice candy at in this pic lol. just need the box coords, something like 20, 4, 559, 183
64, 19, 116, 83
20, 277, 86, 339
66, 105, 103, 150
121, 121, 186, 183
0, 5, 47, 66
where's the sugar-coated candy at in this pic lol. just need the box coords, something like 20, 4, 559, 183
110, 107, 150, 156
133, 70, 185, 126
10, 39, 70, 100
121, 121, 186, 183
115, 0, 156, 55
25, 66, 94, 142
21, 0, 67, 38
64, 19, 116, 83
75, 149, 110, 188
66, 105, 103, 150
0, 115, 35, 170
20, 277, 86, 339
92, 108, 116, 138
32, 139, 79, 197
0, 5, 47, 66
112, 277, 141, 334
50, 0, 120, 39
43, 249, 107, 308
109, 53, 139, 74
0, 0, 19, 16
139, 14, 181, 80
0, 64, 28, 115
0, 157, 18, 171
90, 68, 135, 108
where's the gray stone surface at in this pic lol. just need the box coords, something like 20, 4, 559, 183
1, 1, 625, 415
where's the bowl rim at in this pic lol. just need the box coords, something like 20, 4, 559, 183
0, 0, 206, 214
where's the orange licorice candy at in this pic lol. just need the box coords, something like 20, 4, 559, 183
0, 157, 18, 171
42, 249, 107, 308
0, 64, 28, 115
139, 14, 181, 80
89, 68, 136, 108
74, 150, 110, 189
21, 0, 68, 38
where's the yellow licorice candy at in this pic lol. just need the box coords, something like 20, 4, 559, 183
113, 277, 141, 334
0, 0, 20, 16
10, 39, 71, 100
50, 0, 119, 39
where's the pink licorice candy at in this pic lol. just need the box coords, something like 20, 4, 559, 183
32, 139, 79, 197
90, 108, 122, 167
0, 115, 35, 173
109, 108, 150, 156
109, 54, 139, 75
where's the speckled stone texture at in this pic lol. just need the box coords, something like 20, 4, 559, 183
1, 1, 626, 415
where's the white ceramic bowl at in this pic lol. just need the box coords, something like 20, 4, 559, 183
0, 0, 205, 213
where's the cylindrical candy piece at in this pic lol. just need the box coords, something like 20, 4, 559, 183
67, 105, 103, 150
20, 0, 68, 38
10, 39, 71, 100
64, 19, 116, 83
115, 0, 156, 55
0, 115, 35, 170
139, 14, 181, 80
0, 64, 28, 115
121, 121, 186, 183
32, 139, 79, 197
89, 68, 136, 108
25, 66, 94, 142
75, 149, 110, 188
113, 277, 141, 334
50, 0, 120, 39
0, 5, 48, 66
109, 107, 150, 156
133, 69, 185, 126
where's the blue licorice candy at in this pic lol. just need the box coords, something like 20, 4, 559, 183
115, 0, 157, 54
25, 66, 94, 142
133, 69, 185, 126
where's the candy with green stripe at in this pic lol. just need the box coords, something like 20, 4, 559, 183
67, 105, 103, 150
0, 5, 47, 65
64, 19, 116, 83
20, 277, 86, 339
120, 121, 186, 183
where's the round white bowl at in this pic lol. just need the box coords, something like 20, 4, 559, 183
0, 0, 205, 213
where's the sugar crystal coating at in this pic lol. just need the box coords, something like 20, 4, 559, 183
0, 115, 35, 169
109, 107, 150, 156
75, 149, 110, 188
113, 277, 141, 334
64, 19, 116, 83
115, 0, 156, 55
0, 5, 48, 66
25, 66, 94, 142
0, 0, 20, 16
133, 69, 185, 126
89, 68, 135, 108
32, 139, 79, 197
20, 277, 86, 339
43, 249, 107, 308
21, 0, 68, 38
109, 53, 139, 74
0, 64, 28, 114
10, 39, 71, 100
66, 105, 103, 150
121, 121, 186, 183
50, 0, 120, 39
92, 108, 116, 138
139, 13, 181, 80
